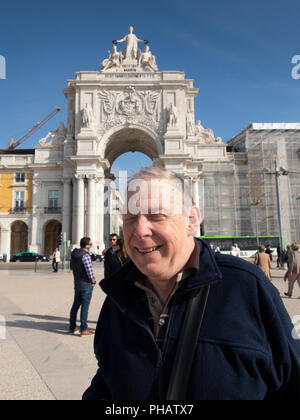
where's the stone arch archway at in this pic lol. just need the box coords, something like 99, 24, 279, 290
11, 221, 28, 256
44, 220, 62, 256
102, 125, 162, 166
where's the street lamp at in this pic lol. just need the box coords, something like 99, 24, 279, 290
263, 160, 289, 251
250, 199, 260, 247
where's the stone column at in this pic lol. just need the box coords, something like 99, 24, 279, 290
192, 178, 201, 237
75, 175, 85, 245
95, 176, 105, 251
87, 175, 96, 247
198, 177, 205, 218
62, 178, 72, 243
192, 178, 200, 208
198, 177, 205, 235
29, 181, 41, 253
72, 177, 77, 245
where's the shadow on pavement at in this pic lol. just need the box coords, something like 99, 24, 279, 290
7, 313, 96, 336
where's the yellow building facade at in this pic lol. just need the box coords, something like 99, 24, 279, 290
0, 153, 36, 258
0, 172, 33, 213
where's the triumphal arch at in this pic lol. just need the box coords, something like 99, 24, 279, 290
2, 28, 299, 258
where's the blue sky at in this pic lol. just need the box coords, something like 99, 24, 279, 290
0, 0, 299, 174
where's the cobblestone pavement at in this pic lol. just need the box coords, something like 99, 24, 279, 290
0, 261, 299, 400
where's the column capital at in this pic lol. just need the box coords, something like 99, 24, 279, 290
74, 173, 85, 180
87, 174, 97, 181
183, 175, 200, 182
96, 175, 105, 183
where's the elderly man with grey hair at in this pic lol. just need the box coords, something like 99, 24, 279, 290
83, 167, 300, 401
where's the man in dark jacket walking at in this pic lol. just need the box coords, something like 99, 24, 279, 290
69, 237, 96, 336
83, 167, 300, 400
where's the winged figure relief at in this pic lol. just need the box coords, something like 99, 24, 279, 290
99, 90, 117, 115
142, 91, 160, 115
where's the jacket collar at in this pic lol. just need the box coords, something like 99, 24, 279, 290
100, 239, 222, 312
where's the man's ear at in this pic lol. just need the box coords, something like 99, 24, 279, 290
186, 206, 201, 236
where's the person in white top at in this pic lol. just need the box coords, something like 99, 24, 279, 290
52, 248, 61, 272
231, 244, 241, 258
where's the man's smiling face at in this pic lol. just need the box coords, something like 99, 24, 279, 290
123, 179, 199, 285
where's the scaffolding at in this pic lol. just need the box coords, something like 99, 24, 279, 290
203, 126, 300, 245
236, 127, 300, 244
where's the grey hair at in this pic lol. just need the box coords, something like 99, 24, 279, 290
126, 166, 195, 215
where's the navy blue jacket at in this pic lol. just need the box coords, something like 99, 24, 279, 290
83, 239, 300, 400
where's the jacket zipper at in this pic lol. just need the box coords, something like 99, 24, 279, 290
159, 283, 213, 366
158, 297, 177, 367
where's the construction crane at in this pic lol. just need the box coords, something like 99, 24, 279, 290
7, 106, 61, 151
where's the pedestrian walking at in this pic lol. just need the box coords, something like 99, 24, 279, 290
104, 238, 130, 278
284, 242, 300, 298
230, 243, 240, 257
283, 245, 292, 281
254, 245, 271, 281
83, 166, 300, 400
265, 244, 273, 262
52, 248, 61, 272
69, 237, 96, 336
233, 243, 241, 257
276, 244, 283, 268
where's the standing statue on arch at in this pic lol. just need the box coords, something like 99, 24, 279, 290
82, 104, 95, 129
113, 26, 148, 60
167, 103, 178, 128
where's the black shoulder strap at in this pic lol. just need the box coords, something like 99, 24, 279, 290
165, 285, 210, 400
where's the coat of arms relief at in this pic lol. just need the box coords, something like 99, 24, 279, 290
98, 86, 162, 132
